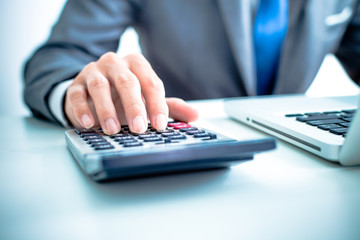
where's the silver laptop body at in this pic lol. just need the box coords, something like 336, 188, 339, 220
224, 94, 360, 166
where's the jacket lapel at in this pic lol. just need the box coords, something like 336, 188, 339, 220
217, 0, 256, 96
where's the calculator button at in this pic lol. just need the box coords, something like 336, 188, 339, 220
156, 129, 175, 134
87, 138, 108, 143
83, 136, 104, 141
167, 122, 186, 127
131, 130, 152, 136
75, 129, 96, 135
118, 139, 139, 144
123, 142, 144, 147
193, 133, 211, 138
138, 134, 158, 139
91, 142, 111, 147
143, 137, 163, 142
205, 133, 217, 140
209, 133, 217, 139
122, 126, 130, 132
173, 124, 192, 129
109, 133, 129, 138
179, 127, 198, 132
94, 145, 115, 150
186, 130, 205, 135
167, 135, 187, 140
80, 133, 99, 138
113, 136, 135, 142
161, 132, 181, 137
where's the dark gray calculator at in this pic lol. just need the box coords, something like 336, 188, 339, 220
65, 121, 276, 181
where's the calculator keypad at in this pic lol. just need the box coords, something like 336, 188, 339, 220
74, 121, 218, 151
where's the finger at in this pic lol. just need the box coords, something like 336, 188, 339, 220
97, 53, 148, 133
109, 68, 148, 133
166, 97, 199, 122
126, 54, 168, 130
66, 83, 95, 129
86, 72, 120, 135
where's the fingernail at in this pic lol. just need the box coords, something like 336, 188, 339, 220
81, 114, 93, 129
131, 116, 147, 133
155, 114, 167, 130
105, 118, 118, 134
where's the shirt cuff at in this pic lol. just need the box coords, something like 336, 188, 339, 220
48, 80, 73, 127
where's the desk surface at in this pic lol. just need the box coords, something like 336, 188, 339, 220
1, 99, 360, 240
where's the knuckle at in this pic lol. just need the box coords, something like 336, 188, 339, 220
82, 62, 97, 73
116, 72, 137, 86
99, 52, 118, 64
73, 102, 88, 115
101, 110, 114, 120
127, 52, 143, 60
127, 53, 147, 65
87, 77, 109, 89
67, 85, 84, 100
126, 101, 143, 113
146, 76, 163, 91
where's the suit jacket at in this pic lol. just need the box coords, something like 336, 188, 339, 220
24, 0, 360, 124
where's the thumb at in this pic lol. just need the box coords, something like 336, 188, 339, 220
166, 97, 199, 123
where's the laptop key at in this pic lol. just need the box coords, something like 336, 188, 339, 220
304, 112, 322, 115
342, 109, 356, 114
338, 122, 351, 127
340, 113, 354, 118
329, 128, 348, 135
296, 114, 340, 122
285, 113, 303, 117
317, 124, 341, 131
341, 117, 353, 122
323, 111, 341, 114
306, 119, 344, 126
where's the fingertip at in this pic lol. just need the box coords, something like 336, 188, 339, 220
81, 114, 94, 129
185, 105, 199, 122
103, 118, 120, 135
154, 113, 168, 130
167, 98, 199, 123
130, 115, 147, 133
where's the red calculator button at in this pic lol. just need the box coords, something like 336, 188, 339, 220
173, 124, 192, 129
167, 122, 185, 127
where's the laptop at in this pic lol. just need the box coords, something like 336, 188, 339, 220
224, 94, 360, 166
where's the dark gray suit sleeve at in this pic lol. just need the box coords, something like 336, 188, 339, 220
23, 0, 138, 124
335, 1, 360, 85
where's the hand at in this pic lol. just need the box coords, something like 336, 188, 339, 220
64, 52, 199, 135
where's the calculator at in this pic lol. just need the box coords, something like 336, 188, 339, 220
65, 121, 276, 181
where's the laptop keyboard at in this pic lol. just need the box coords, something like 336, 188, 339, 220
285, 109, 357, 137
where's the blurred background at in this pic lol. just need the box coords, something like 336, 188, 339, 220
0, 0, 358, 118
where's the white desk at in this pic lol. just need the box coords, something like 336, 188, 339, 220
1, 99, 360, 240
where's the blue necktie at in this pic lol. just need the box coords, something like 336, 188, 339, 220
254, 0, 288, 95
